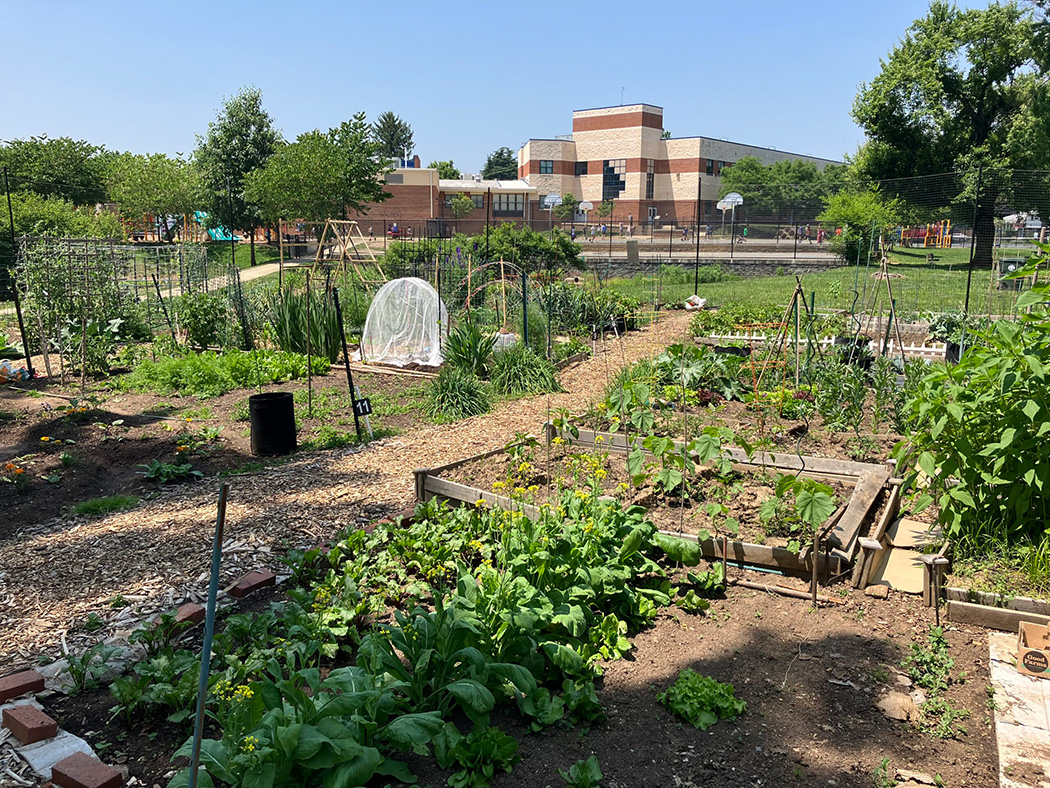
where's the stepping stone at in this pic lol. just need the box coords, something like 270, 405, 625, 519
886, 517, 942, 548
868, 547, 925, 594
0, 670, 44, 703
18, 730, 94, 780
51, 750, 122, 788
3, 704, 57, 744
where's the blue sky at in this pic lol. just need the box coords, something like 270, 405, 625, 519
2, 0, 967, 170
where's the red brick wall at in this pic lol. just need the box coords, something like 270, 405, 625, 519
351, 184, 435, 222
572, 111, 663, 133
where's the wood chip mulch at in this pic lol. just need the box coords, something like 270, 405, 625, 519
0, 313, 692, 671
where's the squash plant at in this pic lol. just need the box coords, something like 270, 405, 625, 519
897, 245, 1050, 546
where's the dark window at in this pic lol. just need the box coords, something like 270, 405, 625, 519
719, 161, 726, 174
705, 159, 714, 176
575, 161, 588, 176
645, 159, 655, 200
539, 160, 554, 174
602, 158, 626, 201
444, 193, 484, 209
494, 193, 524, 215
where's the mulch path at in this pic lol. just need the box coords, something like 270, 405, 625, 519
0, 313, 692, 671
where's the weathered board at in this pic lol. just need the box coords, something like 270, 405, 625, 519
947, 600, 1050, 632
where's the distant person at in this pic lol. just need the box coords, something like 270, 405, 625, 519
391, 222, 399, 236
589, 225, 596, 242
682, 226, 689, 240
804, 224, 812, 243
619, 222, 624, 236
570, 227, 577, 242
705, 224, 712, 239
368, 226, 375, 240
600, 223, 607, 237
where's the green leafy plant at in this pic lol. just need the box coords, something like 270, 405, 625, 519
445, 322, 497, 378
63, 644, 121, 694
435, 725, 520, 788
424, 368, 491, 421
657, 670, 745, 730
873, 758, 894, 788
559, 756, 603, 788
490, 344, 561, 396
903, 627, 955, 694
919, 696, 970, 740
759, 474, 837, 554
138, 459, 203, 483
176, 291, 230, 349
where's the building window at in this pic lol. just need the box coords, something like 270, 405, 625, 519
575, 161, 588, 176
705, 159, 714, 176
718, 161, 726, 175
645, 159, 655, 200
602, 159, 626, 201
445, 193, 484, 209
539, 160, 554, 174
493, 193, 524, 215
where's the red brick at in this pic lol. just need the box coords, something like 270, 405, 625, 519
51, 752, 121, 788
228, 570, 275, 598
174, 602, 205, 626
0, 670, 44, 703
3, 704, 58, 744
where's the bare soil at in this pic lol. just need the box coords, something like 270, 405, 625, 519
0, 370, 430, 532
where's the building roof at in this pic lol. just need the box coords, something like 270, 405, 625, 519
439, 178, 537, 193
572, 102, 663, 114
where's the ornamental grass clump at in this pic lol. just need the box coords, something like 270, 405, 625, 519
490, 343, 562, 396
424, 367, 491, 421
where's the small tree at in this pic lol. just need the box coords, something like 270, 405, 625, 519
482, 147, 518, 180
194, 86, 281, 266
448, 193, 476, 220
553, 193, 580, 220
107, 153, 202, 234
428, 160, 461, 180
595, 200, 614, 219
372, 112, 413, 160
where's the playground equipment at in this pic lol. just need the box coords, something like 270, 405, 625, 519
359, 277, 447, 367
311, 219, 382, 286
193, 211, 242, 242
923, 219, 952, 249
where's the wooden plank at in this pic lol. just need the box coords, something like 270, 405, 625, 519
824, 469, 891, 555
947, 600, 1050, 632
427, 444, 511, 476
422, 475, 541, 520
655, 529, 841, 577
945, 589, 1050, 617
853, 485, 901, 588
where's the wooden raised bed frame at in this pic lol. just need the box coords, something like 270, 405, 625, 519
413, 425, 891, 581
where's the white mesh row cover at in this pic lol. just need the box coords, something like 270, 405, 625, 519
360, 277, 448, 367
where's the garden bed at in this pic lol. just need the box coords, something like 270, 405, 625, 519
417, 426, 890, 577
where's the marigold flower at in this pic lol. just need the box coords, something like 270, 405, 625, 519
13, 468, 25, 475
40, 436, 51, 442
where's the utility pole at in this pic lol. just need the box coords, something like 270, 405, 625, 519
694, 171, 702, 296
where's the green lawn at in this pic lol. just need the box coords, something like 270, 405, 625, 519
609, 245, 1029, 319
206, 241, 282, 270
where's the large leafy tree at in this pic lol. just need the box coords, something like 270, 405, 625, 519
718, 156, 834, 220
106, 153, 202, 236
851, 1, 1046, 268
244, 114, 391, 225
428, 160, 461, 179
194, 87, 281, 265
481, 147, 518, 180
371, 111, 413, 160
0, 136, 111, 205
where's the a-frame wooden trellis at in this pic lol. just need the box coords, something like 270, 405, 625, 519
312, 219, 384, 286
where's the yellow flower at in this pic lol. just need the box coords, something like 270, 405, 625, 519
242, 735, 258, 753
492, 480, 507, 491
474, 499, 486, 508
551, 436, 565, 446
40, 436, 51, 442
594, 435, 604, 445
517, 461, 532, 473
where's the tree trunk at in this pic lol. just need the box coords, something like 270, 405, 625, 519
972, 189, 997, 271
250, 226, 257, 267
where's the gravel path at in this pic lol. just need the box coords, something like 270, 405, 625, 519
0, 312, 691, 670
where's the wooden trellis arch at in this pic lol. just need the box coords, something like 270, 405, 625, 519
311, 219, 383, 285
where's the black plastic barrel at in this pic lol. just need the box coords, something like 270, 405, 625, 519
249, 392, 296, 456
